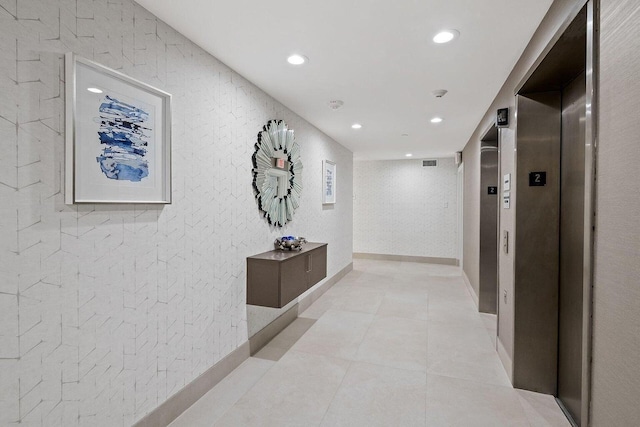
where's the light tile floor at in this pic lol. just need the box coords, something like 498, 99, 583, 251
170, 259, 571, 427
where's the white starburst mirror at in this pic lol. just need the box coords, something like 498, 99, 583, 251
252, 120, 303, 227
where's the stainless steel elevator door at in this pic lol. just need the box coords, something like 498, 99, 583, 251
480, 139, 499, 314
558, 71, 586, 425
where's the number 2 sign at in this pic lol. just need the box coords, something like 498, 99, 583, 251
529, 171, 547, 186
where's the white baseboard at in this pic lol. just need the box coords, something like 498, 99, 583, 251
462, 270, 479, 309
133, 341, 250, 427
353, 252, 458, 266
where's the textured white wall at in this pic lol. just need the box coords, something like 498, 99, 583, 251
0, 1, 352, 425
591, 0, 640, 424
353, 159, 457, 259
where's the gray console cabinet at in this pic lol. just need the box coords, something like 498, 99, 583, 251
247, 243, 327, 308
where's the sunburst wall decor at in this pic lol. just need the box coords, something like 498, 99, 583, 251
252, 120, 303, 227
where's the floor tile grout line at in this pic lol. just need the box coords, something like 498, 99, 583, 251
185, 358, 277, 427
316, 267, 362, 427
318, 264, 426, 425
425, 296, 430, 427
316, 359, 354, 427
512, 388, 541, 427
426, 370, 515, 390
226, 360, 277, 424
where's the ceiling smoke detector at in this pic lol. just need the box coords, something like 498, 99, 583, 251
432, 89, 448, 98
328, 100, 344, 110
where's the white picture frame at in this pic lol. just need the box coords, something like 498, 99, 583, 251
322, 160, 336, 204
65, 53, 172, 204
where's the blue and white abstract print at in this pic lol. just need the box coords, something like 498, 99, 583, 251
95, 95, 151, 182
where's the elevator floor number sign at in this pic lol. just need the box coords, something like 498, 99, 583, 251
529, 171, 547, 186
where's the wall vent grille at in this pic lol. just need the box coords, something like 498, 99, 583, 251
422, 159, 438, 167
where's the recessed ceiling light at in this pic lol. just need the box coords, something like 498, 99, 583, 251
405, 153, 413, 157
351, 123, 362, 129
433, 30, 459, 44
87, 87, 103, 93
287, 54, 307, 65
431, 117, 443, 123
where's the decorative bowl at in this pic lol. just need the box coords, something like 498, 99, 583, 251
274, 236, 307, 251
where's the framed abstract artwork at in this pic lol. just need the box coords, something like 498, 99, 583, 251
322, 160, 336, 204
65, 53, 172, 204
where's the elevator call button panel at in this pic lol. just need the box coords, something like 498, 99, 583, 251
503, 174, 511, 191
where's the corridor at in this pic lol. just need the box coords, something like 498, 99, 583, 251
169, 259, 570, 426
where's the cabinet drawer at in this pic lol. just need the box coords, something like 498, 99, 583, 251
308, 245, 327, 288
280, 256, 309, 307
246, 259, 280, 307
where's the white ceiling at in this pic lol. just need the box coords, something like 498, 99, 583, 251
135, 0, 553, 160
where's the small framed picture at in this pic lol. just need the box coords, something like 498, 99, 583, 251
65, 53, 172, 204
322, 160, 336, 204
